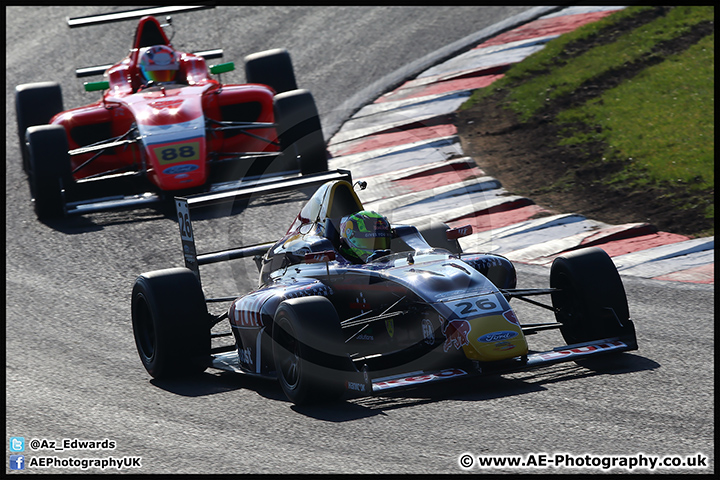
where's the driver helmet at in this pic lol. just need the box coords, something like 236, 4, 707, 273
339, 210, 391, 263
138, 45, 179, 84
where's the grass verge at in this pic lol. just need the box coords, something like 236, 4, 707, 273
462, 6, 714, 236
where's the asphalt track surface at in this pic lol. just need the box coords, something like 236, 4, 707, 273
6, 6, 714, 474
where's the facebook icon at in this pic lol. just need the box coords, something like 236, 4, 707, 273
10, 455, 25, 470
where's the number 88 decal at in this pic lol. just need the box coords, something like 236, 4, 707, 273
155, 142, 200, 164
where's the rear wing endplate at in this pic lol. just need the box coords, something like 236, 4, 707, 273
175, 170, 353, 282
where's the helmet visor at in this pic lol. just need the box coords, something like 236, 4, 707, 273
142, 69, 177, 83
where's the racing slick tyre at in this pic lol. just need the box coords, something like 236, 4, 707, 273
131, 268, 211, 379
550, 247, 632, 346
244, 48, 298, 95
274, 89, 328, 175
25, 125, 72, 220
16, 82, 64, 175
273, 296, 353, 405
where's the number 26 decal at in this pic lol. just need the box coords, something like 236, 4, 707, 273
176, 200, 193, 241
448, 295, 502, 318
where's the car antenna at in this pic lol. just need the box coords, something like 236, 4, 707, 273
160, 16, 176, 43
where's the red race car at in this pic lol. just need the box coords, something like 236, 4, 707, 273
15, 6, 327, 220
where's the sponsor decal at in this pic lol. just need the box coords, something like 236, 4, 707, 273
374, 368, 468, 391
534, 341, 627, 361
346, 381, 367, 393
385, 318, 395, 338
494, 341, 516, 351
477, 330, 518, 343
433, 287, 492, 300
446, 224, 472, 240
356, 334, 374, 341
239, 347, 253, 366
150, 98, 184, 110
163, 163, 199, 175
229, 294, 269, 328
304, 251, 336, 263
422, 318, 435, 345
443, 319, 472, 352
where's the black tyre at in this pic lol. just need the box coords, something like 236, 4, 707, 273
273, 296, 351, 405
131, 268, 210, 379
26, 125, 72, 220
274, 89, 328, 175
16, 82, 64, 174
550, 247, 631, 345
244, 48, 298, 94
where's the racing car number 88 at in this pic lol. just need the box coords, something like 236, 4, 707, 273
155, 142, 200, 164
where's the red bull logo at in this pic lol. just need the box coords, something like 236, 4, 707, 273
442, 319, 472, 352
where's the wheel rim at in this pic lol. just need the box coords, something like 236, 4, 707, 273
552, 272, 585, 343
276, 320, 301, 390
133, 294, 157, 363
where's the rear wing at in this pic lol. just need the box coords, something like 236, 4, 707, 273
67, 6, 215, 28
175, 169, 353, 282
67, 5, 223, 78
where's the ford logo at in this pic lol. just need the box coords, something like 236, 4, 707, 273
477, 331, 518, 343
163, 164, 198, 175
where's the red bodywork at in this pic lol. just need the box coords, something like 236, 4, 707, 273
50, 16, 278, 191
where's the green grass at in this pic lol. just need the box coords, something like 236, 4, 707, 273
461, 6, 714, 235
557, 33, 714, 190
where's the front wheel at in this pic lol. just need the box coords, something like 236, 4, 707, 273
16, 82, 64, 174
131, 268, 210, 379
273, 296, 351, 405
26, 125, 72, 220
550, 247, 633, 346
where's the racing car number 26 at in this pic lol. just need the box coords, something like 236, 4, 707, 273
447, 294, 503, 319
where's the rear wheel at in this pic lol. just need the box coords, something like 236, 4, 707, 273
131, 268, 210, 379
274, 89, 328, 175
550, 247, 632, 345
26, 125, 72, 220
273, 296, 351, 405
244, 48, 298, 95
16, 82, 64, 174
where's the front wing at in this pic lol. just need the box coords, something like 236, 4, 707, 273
208, 333, 637, 399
